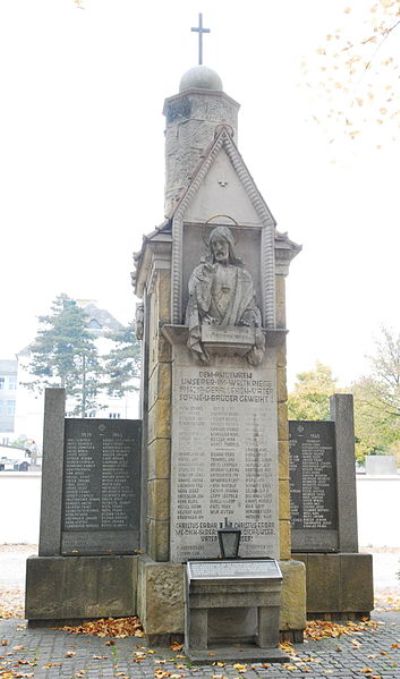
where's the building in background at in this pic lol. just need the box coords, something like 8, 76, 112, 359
0, 359, 17, 437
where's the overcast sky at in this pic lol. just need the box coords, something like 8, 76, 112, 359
1, 0, 399, 387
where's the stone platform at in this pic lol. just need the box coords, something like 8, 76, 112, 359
25, 555, 138, 621
295, 552, 374, 618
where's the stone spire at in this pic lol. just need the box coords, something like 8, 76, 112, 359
162, 65, 240, 217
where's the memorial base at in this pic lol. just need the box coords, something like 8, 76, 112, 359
294, 553, 374, 618
25, 555, 138, 621
137, 557, 306, 643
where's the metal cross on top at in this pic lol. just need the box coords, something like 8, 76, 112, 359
191, 13, 210, 65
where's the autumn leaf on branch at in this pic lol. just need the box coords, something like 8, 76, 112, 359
302, 0, 400, 149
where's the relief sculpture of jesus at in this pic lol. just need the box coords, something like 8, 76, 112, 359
185, 225, 265, 365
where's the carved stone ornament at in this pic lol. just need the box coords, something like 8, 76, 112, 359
135, 302, 144, 340
185, 225, 265, 366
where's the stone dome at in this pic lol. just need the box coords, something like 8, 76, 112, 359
179, 65, 223, 93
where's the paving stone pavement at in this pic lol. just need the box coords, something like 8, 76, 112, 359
1, 613, 400, 679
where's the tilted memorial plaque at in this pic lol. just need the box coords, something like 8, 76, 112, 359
289, 420, 338, 552
61, 419, 141, 555
187, 559, 282, 581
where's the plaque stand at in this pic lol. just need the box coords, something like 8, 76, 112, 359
184, 560, 289, 663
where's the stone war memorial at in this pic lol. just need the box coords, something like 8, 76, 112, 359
25, 16, 373, 660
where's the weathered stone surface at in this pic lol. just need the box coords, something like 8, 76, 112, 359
148, 478, 170, 521
275, 276, 286, 328
295, 553, 374, 615
278, 439, 289, 479
276, 365, 288, 403
163, 90, 239, 215
26, 555, 138, 620
340, 554, 374, 612
158, 270, 171, 322
330, 394, 359, 552
148, 362, 171, 410
147, 438, 171, 480
147, 518, 170, 562
276, 344, 287, 368
137, 558, 184, 635
278, 402, 289, 441
147, 399, 171, 445
168, 347, 279, 562
39, 388, 65, 556
279, 560, 306, 631
303, 553, 341, 612
279, 520, 291, 560
279, 479, 291, 521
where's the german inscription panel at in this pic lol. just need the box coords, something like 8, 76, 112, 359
61, 419, 141, 555
289, 421, 338, 546
170, 353, 279, 562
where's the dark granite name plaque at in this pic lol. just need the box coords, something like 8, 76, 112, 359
289, 421, 338, 552
187, 560, 282, 581
61, 419, 141, 555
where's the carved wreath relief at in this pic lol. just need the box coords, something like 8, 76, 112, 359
185, 226, 265, 366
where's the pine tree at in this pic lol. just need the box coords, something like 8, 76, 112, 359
23, 294, 101, 417
102, 322, 141, 398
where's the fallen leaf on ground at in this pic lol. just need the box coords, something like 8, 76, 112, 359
170, 641, 183, 652
279, 641, 297, 655
305, 619, 378, 641
17, 659, 36, 666
0, 587, 25, 619
233, 663, 247, 672
57, 616, 144, 638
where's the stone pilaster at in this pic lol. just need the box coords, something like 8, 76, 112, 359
275, 273, 291, 560
146, 269, 172, 561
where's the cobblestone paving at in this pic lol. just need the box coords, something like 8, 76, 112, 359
1, 614, 400, 679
